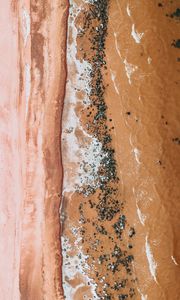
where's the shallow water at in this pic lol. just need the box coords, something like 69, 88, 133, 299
62, 0, 180, 299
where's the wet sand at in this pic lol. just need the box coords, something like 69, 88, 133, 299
106, 1, 180, 299
0, 0, 179, 299
62, 1, 180, 299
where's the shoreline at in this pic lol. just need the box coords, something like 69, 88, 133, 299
0, 1, 69, 299
0, 1, 179, 299
61, 0, 180, 299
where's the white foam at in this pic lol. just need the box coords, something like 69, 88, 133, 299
129, 136, 141, 165
110, 69, 120, 95
147, 57, 152, 64
132, 186, 146, 226
171, 255, 178, 266
137, 288, 148, 300
145, 236, 158, 283
62, 233, 99, 300
123, 59, 138, 84
127, 4, 131, 17
62, 1, 106, 196
131, 24, 144, 44
114, 30, 138, 86
62, 2, 104, 298
136, 205, 146, 226
62, 108, 105, 194
133, 148, 141, 164
114, 32, 122, 59
22, 8, 30, 46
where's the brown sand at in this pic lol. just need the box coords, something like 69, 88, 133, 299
0, 0, 179, 299
106, 1, 180, 299
62, 1, 180, 299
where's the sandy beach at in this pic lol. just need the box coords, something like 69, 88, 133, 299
62, 1, 180, 299
0, 1, 68, 299
0, 0, 179, 299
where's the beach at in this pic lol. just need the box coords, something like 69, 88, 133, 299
62, 1, 180, 299
0, 0, 179, 299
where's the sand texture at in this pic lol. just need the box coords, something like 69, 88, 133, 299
62, 1, 180, 299
0, 0, 179, 299
0, 1, 68, 299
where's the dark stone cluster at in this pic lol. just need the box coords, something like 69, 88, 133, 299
163, 5, 180, 54
166, 7, 180, 19
172, 137, 180, 145
170, 8, 180, 19
113, 215, 126, 239
96, 185, 121, 221
74, 0, 137, 298
171, 39, 180, 48
77, 0, 121, 221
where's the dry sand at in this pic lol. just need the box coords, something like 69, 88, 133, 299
0, 0, 68, 299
